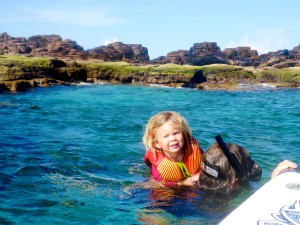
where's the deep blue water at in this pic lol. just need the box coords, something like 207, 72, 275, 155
0, 84, 299, 225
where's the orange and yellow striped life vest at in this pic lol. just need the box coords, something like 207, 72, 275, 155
144, 139, 203, 182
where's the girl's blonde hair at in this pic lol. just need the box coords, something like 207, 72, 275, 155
143, 111, 193, 153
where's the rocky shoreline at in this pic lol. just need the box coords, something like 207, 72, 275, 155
1, 55, 299, 93
1, 32, 300, 93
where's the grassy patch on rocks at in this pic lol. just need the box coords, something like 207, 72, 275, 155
0, 55, 53, 80
81, 62, 253, 78
81, 62, 201, 76
255, 67, 300, 83
0, 55, 52, 69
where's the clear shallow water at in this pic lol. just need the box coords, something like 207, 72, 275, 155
0, 84, 299, 225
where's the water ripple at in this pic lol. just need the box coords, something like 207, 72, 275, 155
0, 85, 299, 224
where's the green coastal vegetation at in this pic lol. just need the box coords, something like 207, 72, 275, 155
0, 54, 300, 92
255, 67, 300, 83
80, 60, 253, 78
0, 55, 52, 75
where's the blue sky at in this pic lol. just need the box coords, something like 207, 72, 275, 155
1, 0, 300, 59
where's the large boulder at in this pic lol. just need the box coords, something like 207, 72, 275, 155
165, 50, 190, 65
223, 47, 259, 66
87, 42, 149, 63
188, 42, 228, 65
0, 33, 87, 59
0, 32, 32, 54
259, 49, 295, 66
28, 34, 63, 47
30, 37, 86, 59
290, 45, 300, 60
149, 56, 168, 64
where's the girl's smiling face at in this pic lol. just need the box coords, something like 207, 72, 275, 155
155, 121, 184, 161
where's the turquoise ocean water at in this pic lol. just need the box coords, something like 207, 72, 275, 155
0, 83, 299, 224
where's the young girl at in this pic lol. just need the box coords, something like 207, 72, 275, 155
143, 111, 204, 186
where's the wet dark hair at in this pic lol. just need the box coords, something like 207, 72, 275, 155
198, 142, 262, 192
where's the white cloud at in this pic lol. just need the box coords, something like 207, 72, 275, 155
225, 28, 287, 54
104, 38, 119, 45
12, 7, 124, 26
